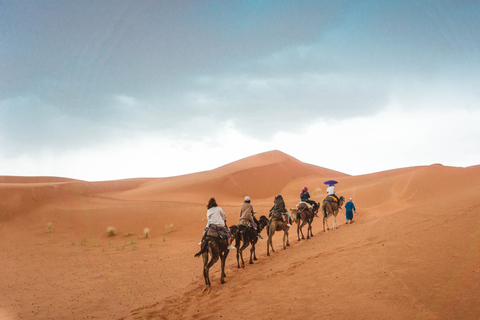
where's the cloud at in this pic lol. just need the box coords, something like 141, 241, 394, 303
1, 1, 479, 179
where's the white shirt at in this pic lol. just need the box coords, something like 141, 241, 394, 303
327, 185, 335, 195
206, 206, 227, 227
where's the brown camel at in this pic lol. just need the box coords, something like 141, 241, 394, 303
194, 226, 236, 286
231, 215, 269, 268
266, 214, 290, 256
321, 195, 345, 232
290, 201, 318, 241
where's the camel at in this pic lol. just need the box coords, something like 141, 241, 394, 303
321, 195, 345, 232
231, 215, 269, 268
290, 201, 318, 241
194, 226, 236, 286
266, 214, 290, 256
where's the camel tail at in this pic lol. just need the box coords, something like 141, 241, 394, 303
194, 242, 207, 257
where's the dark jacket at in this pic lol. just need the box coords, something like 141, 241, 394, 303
270, 195, 287, 213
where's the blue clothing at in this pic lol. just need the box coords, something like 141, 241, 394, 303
300, 191, 310, 202
346, 211, 353, 220
345, 201, 356, 213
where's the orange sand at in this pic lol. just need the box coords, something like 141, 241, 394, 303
1, 150, 479, 319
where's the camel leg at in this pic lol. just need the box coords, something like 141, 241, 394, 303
202, 252, 210, 286
237, 243, 244, 269
205, 245, 220, 285
239, 248, 245, 269
267, 237, 274, 255
267, 233, 275, 256
240, 248, 245, 268
269, 236, 275, 252
267, 237, 270, 256
324, 214, 331, 231
240, 240, 250, 268
204, 251, 220, 286
333, 214, 338, 229
322, 205, 328, 232
286, 230, 290, 247
220, 252, 227, 284
297, 222, 302, 241
249, 244, 255, 264
300, 221, 308, 239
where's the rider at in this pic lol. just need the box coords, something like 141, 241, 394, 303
269, 194, 292, 227
239, 196, 262, 239
326, 184, 341, 209
300, 186, 319, 217
199, 197, 236, 249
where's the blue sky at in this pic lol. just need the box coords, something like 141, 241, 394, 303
1, 0, 479, 181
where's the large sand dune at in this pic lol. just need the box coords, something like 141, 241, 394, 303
1, 150, 479, 319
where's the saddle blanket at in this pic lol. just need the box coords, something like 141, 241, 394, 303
297, 201, 312, 209
206, 225, 229, 238
270, 212, 286, 221
323, 196, 338, 203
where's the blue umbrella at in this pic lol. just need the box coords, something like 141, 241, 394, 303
323, 180, 338, 185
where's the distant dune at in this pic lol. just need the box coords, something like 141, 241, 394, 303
1, 150, 479, 319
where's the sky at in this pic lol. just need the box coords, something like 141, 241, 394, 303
1, 0, 480, 181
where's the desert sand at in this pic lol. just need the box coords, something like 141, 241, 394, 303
1, 150, 479, 320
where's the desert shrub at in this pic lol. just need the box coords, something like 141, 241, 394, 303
46, 222, 53, 233
106, 226, 116, 237
143, 228, 150, 238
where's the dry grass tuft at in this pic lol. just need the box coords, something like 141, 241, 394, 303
46, 222, 53, 233
143, 228, 150, 238
106, 226, 116, 237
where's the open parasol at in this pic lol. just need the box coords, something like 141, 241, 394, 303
323, 180, 338, 185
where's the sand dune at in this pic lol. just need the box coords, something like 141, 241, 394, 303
1, 150, 479, 319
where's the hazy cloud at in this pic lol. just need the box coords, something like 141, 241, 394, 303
1, 0, 479, 178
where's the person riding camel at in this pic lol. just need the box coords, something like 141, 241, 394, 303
199, 197, 236, 249
300, 186, 319, 217
326, 184, 342, 209
239, 196, 262, 239
269, 194, 292, 227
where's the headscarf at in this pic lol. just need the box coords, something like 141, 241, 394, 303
300, 186, 308, 197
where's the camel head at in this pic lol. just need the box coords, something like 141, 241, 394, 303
339, 196, 345, 207
289, 209, 298, 222
229, 225, 239, 238
258, 215, 269, 229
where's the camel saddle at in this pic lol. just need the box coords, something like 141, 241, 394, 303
238, 220, 252, 228
324, 195, 339, 203
297, 201, 312, 211
270, 211, 286, 221
206, 225, 229, 238
236, 224, 251, 234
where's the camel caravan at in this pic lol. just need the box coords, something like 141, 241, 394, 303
195, 181, 353, 286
